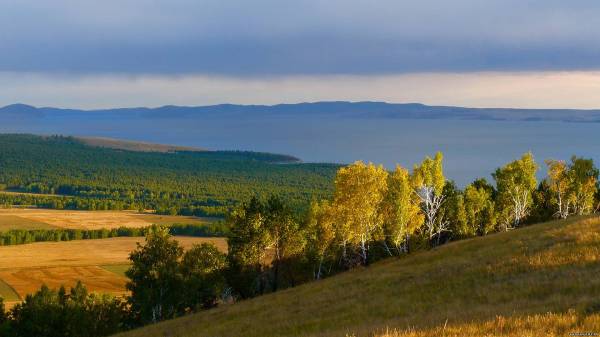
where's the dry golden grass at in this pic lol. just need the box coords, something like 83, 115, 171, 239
76, 136, 206, 153
117, 216, 600, 337
375, 311, 600, 337
0, 266, 127, 301
0, 236, 227, 308
0, 208, 213, 230
0, 214, 57, 231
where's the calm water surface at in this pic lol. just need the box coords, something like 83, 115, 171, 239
2, 116, 599, 186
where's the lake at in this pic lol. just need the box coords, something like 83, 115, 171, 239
2, 115, 599, 186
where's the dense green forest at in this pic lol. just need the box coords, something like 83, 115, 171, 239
0, 134, 338, 216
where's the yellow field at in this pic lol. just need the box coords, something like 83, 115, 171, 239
0, 213, 57, 231
0, 236, 227, 307
0, 208, 215, 231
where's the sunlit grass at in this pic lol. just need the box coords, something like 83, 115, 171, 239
374, 310, 600, 337
117, 216, 600, 337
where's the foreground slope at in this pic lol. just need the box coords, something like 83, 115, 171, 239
117, 216, 600, 337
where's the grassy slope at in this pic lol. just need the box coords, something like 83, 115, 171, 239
117, 216, 600, 337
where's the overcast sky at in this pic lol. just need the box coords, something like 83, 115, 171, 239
2, 0, 600, 108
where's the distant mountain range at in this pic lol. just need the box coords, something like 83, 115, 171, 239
2, 101, 600, 123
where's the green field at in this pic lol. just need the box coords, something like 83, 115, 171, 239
0, 278, 20, 302
117, 216, 600, 337
101, 264, 131, 278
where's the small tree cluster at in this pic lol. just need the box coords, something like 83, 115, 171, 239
546, 156, 599, 219
1, 282, 127, 337
127, 225, 227, 325
226, 196, 307, 298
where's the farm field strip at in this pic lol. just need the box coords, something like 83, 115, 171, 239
0, 208, 215, 231
0, 266, 128, 301
0, 214, 58, 231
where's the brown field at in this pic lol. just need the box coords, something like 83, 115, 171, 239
0, 236, 227, 307
0, 208, 215, 231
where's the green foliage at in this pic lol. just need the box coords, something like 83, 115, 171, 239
493, 152, 538, 229
0, 296, 6, 324
180, 243, 228, 310
440, 181, 468, 239
6, 283, 127, 337
544, 156, 599, 218
126, 226, 184, 324
0, 134, 337, 216
463, 180, 497, 236
568, 156, 599, 215
226, 197, 272, 298
226, 196, 309, 298
126, 225, 228, 325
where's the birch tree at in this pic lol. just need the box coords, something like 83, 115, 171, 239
331, 161, 388, 265
381, 165, 423, 255
463, 182, 496, 235
264, 196, 304, 292
545, 159, 571, 219
493, 152, 538, 229
413, 152, 448, 245
307, 200, 336, 279
126, 225, 184, 323
226, 197, 271, 298
568, 156, 599, 215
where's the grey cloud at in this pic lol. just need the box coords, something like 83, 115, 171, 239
2, 0, 600, 75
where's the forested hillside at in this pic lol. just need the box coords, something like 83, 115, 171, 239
0, 134, 338, 216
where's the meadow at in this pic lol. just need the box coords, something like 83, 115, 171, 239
117, 216, 600, 337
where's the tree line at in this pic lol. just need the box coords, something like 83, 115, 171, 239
218, 152, 599, 298
0, 222, 228, 246
0, 151, 597, 336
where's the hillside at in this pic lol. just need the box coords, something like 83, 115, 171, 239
0, 134, 336, 215
117, 216, 600, 337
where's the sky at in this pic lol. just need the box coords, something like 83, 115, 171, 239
2, 0, 600, 109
